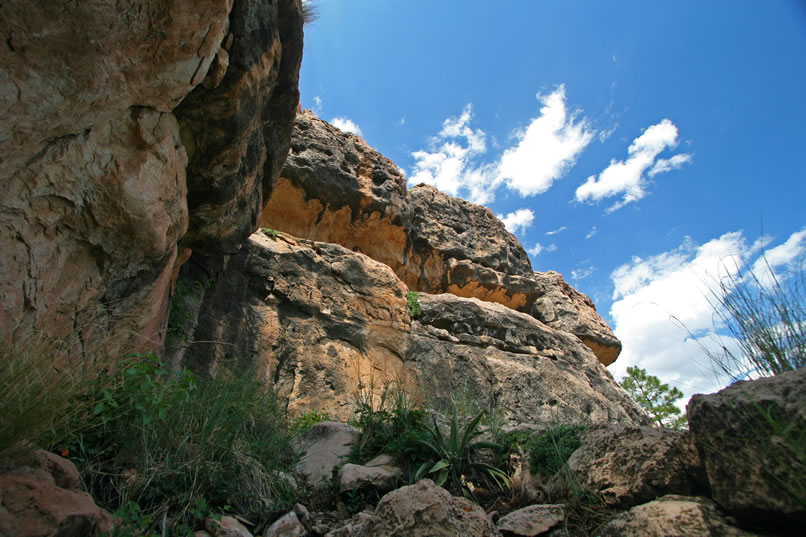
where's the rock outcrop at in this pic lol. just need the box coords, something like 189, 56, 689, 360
567, 424, 708, 508
259, 112, 621, 365
0, 450, 114, 537
0, 0, 303, 351
687, 368, 806, 532
181, 231, 647, 425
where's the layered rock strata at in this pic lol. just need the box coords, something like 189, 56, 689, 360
260, 112, 621, 365
0, 0, 303, 349
181, 231, 647, 425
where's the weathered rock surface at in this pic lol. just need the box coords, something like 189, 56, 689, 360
0, 0, 303, 351
496, 504, 565, 537
264, 511, 306, 537
326, 479, 501, 537
0, 450, 115, 537
596, 495, 761, 537
687, 368, 806, 531
294, 422, 361, 489
338, 456, 402, 494
182, 232, 648, 425
259, 113, 621, 365
567, 424, 708, 508
205, 515, 253, 537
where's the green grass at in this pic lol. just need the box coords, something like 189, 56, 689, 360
405, 291, 422, 319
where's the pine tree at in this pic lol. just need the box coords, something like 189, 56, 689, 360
620, 366, 687, 430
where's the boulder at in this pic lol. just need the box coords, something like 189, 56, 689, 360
181, 232, 649, 425
338, 460, 402, 494
294, 422, 361, 489
259, 113, 621, 365
263, 511, 305, 537
496, 504, 565, 536
0, 0, 303, 352
567, 424, 708, 508
0, 449, 114, 537
326, 479, 501, 537
687, 368, 806, 531
596, 495, 761, 537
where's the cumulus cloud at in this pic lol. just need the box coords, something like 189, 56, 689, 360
545, 226, 568, 236
407, 104, 496, 203
575, 119, 692, 211
607, 228, 806, 409
528, 242, 557, 256
497, 85, 595, 196
749, 227, 806, 287
497, 208, 535, 235
408, 86, 595, 204
331, 117, 363, 136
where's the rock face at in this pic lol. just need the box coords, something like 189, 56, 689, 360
182, 231, 648, 425
259, 113, 621, 365
687, 368, 806, 532
294, 422, 361, 489
596, 495, 761, 537
0, 450, 115, 537
567, 424, 708, 508
0, 0, 303, 351
326, 479, 501, 537
496, 504, 565, 537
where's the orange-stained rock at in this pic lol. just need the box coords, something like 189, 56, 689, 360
260, 113, 622, 365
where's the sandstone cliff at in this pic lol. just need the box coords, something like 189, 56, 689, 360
260, 112, 622, 366
0, 0, 304, 351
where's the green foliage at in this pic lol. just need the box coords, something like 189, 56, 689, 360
413, 409, 509, 497
292, 409, 332, 433
701, 255, 805, 379
104, 498, 223, 537
72, 354, 298, 531
350, 381, 428, 464
619, 366, 687, 429
405, 291, 422, 319
261, 227, 280, 240
528, 425, 585, 476
167, 277, 207, 347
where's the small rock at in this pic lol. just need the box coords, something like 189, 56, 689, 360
263, 511, 305, 537
338, 462, 402, 494
497, 504, 565, 536
292, 504, 313, 531
205, 515, 253, 537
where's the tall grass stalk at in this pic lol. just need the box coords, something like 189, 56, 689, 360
702, 256, 805, 380
0, 328, 115, 456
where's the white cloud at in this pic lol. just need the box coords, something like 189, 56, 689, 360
313, 95, 322, 114
575, 119, 692, 212
749, 227, 806, 287
545, 226, 568, 236
397, 116, 406, 126
331, 116, 363, 136
527, 242, 557, 256
607, 229, 806, 410
497, 208, 534, 235
497, 85, 595, 196
598, 124, 618, 143
408, 86, 595, 204
572, 265, 595, 281
586, 226, 598, 239
408, 104, 497, 203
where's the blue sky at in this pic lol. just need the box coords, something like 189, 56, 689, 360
299, 1, 806, 405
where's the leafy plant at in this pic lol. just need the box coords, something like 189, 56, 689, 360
166, 277, 207, 347
405, 291, 422, 319
528, 424, 585, 476
261, 228, 280, 240
293, 409, 332, 433
619, 366, 687, 430
413, 409, 509, 496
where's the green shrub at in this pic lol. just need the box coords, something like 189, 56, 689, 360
261, 228, 280, 240
528, 424, 585, 476
405, 291, 422, 319
293, 409, 332, 432
72, 355, 297, 531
